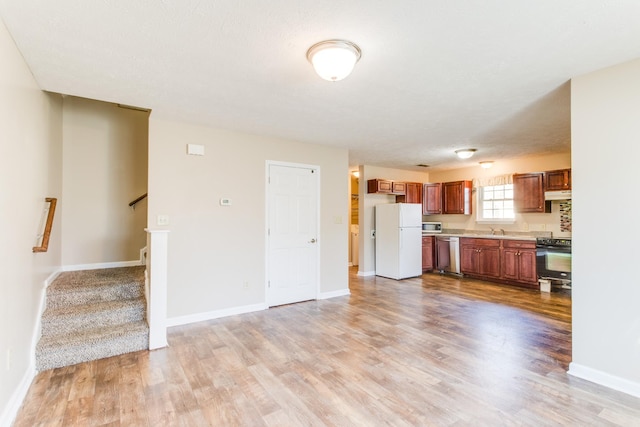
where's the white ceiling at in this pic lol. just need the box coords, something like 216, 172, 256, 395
2, 1, 640, 171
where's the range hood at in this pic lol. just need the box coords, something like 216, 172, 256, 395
545, 190, 572, 200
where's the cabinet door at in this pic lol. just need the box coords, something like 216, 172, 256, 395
367, 179, 393, 193
513, 173, 546, 213
443, 181, 472, 215
478, 246, 501, 278
392, 181, 406, 195
501, 248, 519, 281
545, 169, 571, 191
517, 249, 538, 284
422, 236, 434, 271
423, 183, 442, 215
460, 245, 477, 274
398, 182, 423, 204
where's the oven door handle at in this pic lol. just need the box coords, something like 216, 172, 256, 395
536, 245, 571, 252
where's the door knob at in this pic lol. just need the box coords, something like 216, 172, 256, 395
309, 238, 317, 243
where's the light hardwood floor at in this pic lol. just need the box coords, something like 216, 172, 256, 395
14, 270, 640, 426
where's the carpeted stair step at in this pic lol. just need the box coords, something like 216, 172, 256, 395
35, 320, 149, 371
41, 298, 146, 336
46, 266, 145, 309
36, 265, 149, 371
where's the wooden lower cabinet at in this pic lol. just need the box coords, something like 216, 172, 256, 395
460, 238, 501, 279
501, 240, 537, 286
422, 236, 434, 272
460, 238, 538, 288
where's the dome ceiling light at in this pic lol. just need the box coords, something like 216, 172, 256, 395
479, 161, 494, 169
455, 148, 477, 159
306, 40, 362, 82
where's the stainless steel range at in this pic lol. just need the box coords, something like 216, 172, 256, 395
536, 237, 571, 283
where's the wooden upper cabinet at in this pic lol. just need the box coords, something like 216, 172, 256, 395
397, 182, 422, 204
545, 169, 571, 191
368, 179, 393, 194
367, 179, 407, 195
392, 181, 406, 195
422, 183, 442, 215
442, 181, 472, 215
513, 173, 547, 213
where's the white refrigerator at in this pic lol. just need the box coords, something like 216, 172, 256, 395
375, 203, 423, 280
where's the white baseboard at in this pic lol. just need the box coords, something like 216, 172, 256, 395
357, 270, 375, 277
568, 362, 640, 398
0, 365, 36, 427
166, 303, 268, 328
318, 288, 351, 299
62, 260, 142, 272
30, 271, 59, 369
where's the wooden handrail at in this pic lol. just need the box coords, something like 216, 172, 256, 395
129, 193, 148, 209
33, 198, 57, 253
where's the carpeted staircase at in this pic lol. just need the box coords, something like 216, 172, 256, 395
36, 266, 149, 371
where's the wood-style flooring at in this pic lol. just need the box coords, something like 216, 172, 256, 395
14, 270, 640, 426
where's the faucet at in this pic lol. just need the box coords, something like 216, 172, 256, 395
490, 227, 495, 235
500, 228, 505, 236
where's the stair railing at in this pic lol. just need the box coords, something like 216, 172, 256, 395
33, 198, 57, 253
129, 193, 147, 210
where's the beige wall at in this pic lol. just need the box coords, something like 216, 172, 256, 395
61, 97, 148, 266
571, 58, 640, 394
148, 117, 349, 320
0, 18, 63, 421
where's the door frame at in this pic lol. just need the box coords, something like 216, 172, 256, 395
265, 160, 321, 307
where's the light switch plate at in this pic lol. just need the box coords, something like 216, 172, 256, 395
187, 144, 205, 156
157, 214, 169, 225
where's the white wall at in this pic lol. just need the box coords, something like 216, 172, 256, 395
570, 58, 640, 396
61, 97, 148, 266
358, 166, 429, 275
0, 18, 63, 423
427, 152, 572, 237
148, 117, 349, 321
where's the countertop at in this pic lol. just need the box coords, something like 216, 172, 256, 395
422, 232, 539, 241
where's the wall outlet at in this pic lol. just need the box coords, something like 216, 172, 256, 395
242, 281, 249, 290
523, 222, 529, 231
157, 214, 169, 226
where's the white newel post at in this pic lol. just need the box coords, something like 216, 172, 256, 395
145, 229, 169, 349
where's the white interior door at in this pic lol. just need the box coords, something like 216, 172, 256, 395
267, 163, 319, 307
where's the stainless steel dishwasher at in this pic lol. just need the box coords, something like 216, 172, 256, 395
435, 236, 461, 274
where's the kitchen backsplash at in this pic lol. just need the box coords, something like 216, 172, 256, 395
560, 200, 572, 232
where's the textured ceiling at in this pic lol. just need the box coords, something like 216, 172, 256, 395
2, 0, 640, 171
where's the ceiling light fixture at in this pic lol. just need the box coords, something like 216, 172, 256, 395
306, 40, 361, 82
479, 161, 494, 169
455, 148, 477, 159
